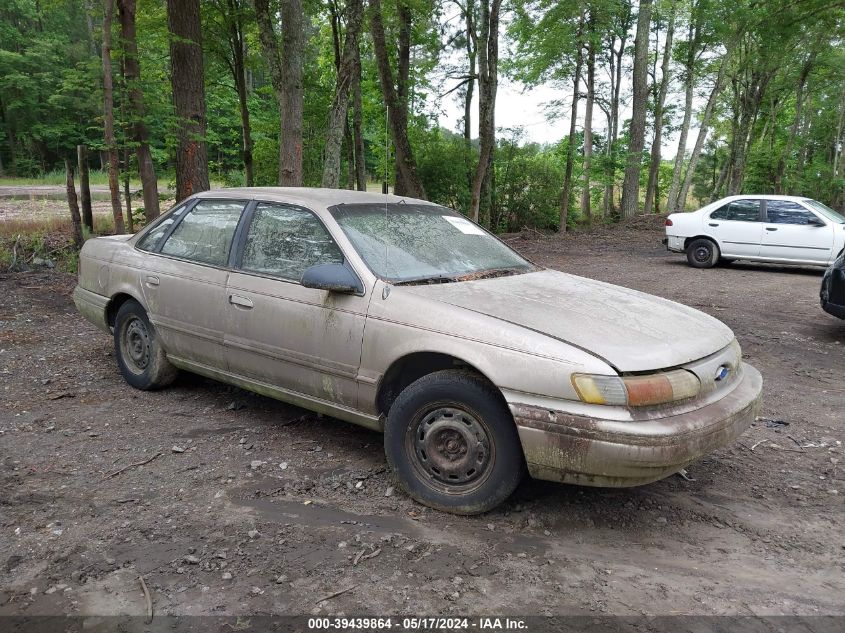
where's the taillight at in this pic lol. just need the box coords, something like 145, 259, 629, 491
665, 218, 673, 226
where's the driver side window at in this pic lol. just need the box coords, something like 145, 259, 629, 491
766, 201, 818, 225
240, 203, 344, 281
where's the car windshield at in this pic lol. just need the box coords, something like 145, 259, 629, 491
804, 199, 845, 224
329, 203, 534, 283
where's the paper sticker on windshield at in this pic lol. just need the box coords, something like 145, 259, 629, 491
443, 216, 486, 235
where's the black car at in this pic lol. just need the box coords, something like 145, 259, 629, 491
821, 251, 845, 318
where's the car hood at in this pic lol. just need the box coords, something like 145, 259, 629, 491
402, 269, 735, 372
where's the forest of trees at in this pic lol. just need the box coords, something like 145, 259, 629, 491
1, 0, 844, 234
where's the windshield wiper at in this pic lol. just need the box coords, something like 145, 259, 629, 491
394, 274, 457, 286
454, 267, 524, 282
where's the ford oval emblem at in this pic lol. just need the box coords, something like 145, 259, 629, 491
714, 365, 731, 382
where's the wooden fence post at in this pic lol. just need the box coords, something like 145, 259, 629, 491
77, 145, 93, 232
65, 159, 84, 250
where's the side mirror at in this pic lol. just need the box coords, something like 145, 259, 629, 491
807, 216, 826, 227
300, 263, 363, 294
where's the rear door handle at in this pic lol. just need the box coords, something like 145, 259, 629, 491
766, 227, 778, 231
229, 294, 253, 309
145, 275, 160, 287
708, 223, 719, 227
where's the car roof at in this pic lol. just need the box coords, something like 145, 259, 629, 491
191, 187, 440, 211
712, 194, 813, 203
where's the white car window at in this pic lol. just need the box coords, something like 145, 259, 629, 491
766, 201, 817, 225
710, 199, 761, 222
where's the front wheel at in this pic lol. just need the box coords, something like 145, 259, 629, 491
686, 238, 720, 268
113, 299, 178, 390
384, 370, 525, 515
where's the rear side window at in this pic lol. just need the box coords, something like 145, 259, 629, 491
160, 200, 246, 266
766, 201, 817, 225
240, 203, 343, 281
710, 200, 761, 222
136, 203, 189, 252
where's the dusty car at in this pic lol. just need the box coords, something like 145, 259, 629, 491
664, 195, 845, 268
74, 188, 763, 514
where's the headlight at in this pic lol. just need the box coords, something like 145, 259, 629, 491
572, 369, 701, 407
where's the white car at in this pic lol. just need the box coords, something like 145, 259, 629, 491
664, 195, 845, 268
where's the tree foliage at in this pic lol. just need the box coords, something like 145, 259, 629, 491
0, 0, 843, 234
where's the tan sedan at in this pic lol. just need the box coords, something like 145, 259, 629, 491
74, 188, 762, 514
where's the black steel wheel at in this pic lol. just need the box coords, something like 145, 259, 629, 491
686, 238, 719, 268
113, 299, 177, 390
384, 370, 524, 514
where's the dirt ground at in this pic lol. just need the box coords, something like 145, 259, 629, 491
0, 217, 843, 623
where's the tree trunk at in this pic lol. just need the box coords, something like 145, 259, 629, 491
621, 0, 653, 219
644, 0, 676, 214
123, 147, 134, 232
77, 145, 93, 231
166, 0, 210, 201
322, 0, 364, 188
833, 91, 845, 180
345, 120, 356, 189
255, 0, 304, 186
774, 54, 814, 194
84, 0, 99, 56
667, 16, 697, 213
118, 0, 160, 222
255, 0, 285, 182
469, 0, 501, 224
727, 64, 771, 196
65, 159, 84, 250
604, 17, 629, 218
352, 48, 366, 191
368, 0, 425, 198
280, 0, 304, 185
678, 56, 730, 210
226, 0, 253, 186
102, 0, 126, 234
0, 99, 16, 176
580, 18, 595, 224
559, 12, 584, 233
464, 1, 476, 196
393, 1, 413, 195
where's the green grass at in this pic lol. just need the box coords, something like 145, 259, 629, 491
0, 169, 138, 187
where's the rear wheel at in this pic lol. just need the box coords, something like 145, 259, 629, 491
113, 299, 177, 390
384, 370, 524, 515
686, 238, 719, 268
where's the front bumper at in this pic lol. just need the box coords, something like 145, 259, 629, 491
821, 300, 845, 319
510, 363, 762, 487
820, 266, 845, 319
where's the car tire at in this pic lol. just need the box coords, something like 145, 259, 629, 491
686, 238, 719, 268
113, 299, 177, 390
384, 369, 525, 515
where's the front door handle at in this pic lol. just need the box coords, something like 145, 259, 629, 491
766, 227, 778, 231
145, 275, 160, 287
229, 294, 254, 309
708, 223, 719, 227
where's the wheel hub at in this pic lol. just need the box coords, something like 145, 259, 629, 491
123, 318, 150, 371
413, 407, 490, 486
695, 247, 710, 262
